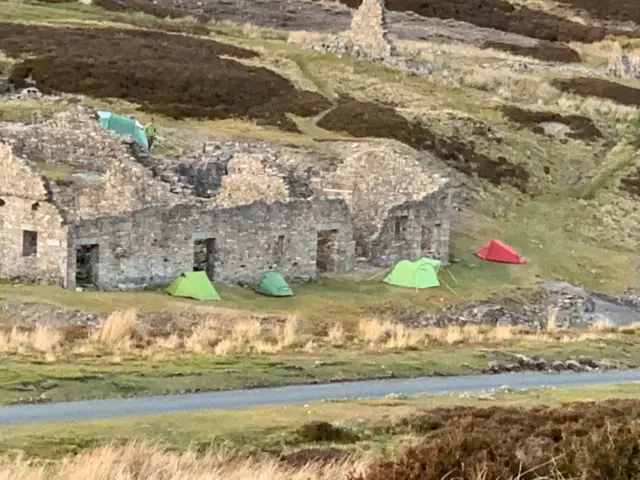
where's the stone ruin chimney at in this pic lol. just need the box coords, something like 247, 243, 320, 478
608, 42, 640, 79
344, 0, 393, 60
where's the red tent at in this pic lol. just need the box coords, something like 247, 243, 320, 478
474, 240, 526, 264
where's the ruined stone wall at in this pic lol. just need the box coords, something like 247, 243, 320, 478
214, 153, 289, 207
0, 105, 123, 172
68, 198, 356, 290
608, 52, 640, 79
368, 188, 452, 266
0, 105, 177, 219
313, 141, 449, 263
0, 143, 68, 285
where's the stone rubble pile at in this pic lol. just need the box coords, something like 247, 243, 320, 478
374, 283, 640, 330
486, 352, 620, 374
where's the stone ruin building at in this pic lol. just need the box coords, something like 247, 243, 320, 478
607, 42, 640, 79
0, 105, 451, 291
608, 52, 640, 79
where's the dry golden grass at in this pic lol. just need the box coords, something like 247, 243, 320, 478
2, 309, 638, 359
327, 322, 346, 346
91, 308, 137, 348
0, 441, 362, 480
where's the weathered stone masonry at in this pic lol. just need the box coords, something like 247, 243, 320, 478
0, 106, 452, 291
369, 189, 451, 266
68, 198, 356, 290
0, 142, 68, 285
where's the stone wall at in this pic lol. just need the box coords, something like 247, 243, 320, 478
608, 53, 640, 79
68, 198, 356, 290
368, 188, 452, 266
214, 153, 289, 207
312, 141, 450, 263
0, 143, 68, 285
0, 105, 177, 219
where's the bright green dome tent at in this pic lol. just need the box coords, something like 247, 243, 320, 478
383, 257, 441, 289
254, 271, 294, 297
165, 271, 221, 301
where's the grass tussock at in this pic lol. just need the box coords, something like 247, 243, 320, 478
0, 309, 638, 359
0, 441, 360, 480
6, 400, 640, 479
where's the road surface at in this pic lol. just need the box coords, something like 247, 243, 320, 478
1, 369, 639, 425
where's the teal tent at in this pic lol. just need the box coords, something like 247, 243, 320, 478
254, 271, 294, 297
97, 111, 148, 149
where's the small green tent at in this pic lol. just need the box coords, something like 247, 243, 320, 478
383, 257, 441, 289
165, 271, 221, 301
254, 271, 294, 297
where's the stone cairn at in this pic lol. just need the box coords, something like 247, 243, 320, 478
309, 0, 394, 61
308, 0, 439, 74
344, 0, 393, 60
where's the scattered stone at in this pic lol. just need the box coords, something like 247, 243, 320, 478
38, 379, 60, 390
551, 361, 567, 372
489, 360, 508, 373
313, 360, 347, 367
597, 360, 617, 370
10, 383, 37, 392
577, 355, 599, 369
565, 360, 583, 372
385, 393, 408, 400
281, 364, 306, 371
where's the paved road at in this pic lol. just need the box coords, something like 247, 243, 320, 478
1, 370, 640, 426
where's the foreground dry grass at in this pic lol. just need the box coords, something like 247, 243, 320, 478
6, 396, 640, 480
1, 309, 637, 359
0, 442, 363, 480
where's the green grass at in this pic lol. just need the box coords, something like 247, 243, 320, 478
2, 381, 640, 459
1, 338, 638, 406
1, 224, 635, 327
0, 0, 164, 27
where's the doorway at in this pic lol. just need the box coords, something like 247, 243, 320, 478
194, 238, 217, 279
316, 230, 339, 273
421, 224, 439, 257
76, 244, 99, 287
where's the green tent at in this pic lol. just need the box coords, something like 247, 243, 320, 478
254, 271, 294, 297
383, 257, 441, 289
165, 271, 221, 301
96, 110, 149, 150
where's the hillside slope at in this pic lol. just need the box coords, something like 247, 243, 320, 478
0, 0, 639, 293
